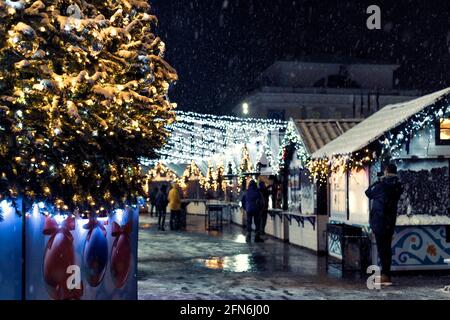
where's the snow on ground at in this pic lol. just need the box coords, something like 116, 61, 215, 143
138, 215, 450, 300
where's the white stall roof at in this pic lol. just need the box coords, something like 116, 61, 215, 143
312, 87, 450, 159
166, 163, 187, 177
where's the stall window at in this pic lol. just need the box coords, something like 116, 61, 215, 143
436, 117, 450, 145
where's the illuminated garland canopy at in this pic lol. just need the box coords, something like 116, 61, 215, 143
0, 0, 177, 214
141, 112, 286, 192
144, 111, 287, 165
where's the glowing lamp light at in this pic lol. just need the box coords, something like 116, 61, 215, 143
242, 102, 249, 115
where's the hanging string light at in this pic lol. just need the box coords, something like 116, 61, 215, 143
142, 112, 287, 166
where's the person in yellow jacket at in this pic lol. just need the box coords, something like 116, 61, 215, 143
168, 182, 182, 230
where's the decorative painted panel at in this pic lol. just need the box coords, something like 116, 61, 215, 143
391, 225, 450, 270
328, 232, 343, 259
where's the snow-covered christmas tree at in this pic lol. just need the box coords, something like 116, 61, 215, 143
0, 0, 177, 214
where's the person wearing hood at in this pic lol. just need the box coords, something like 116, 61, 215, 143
365, 163, 403, 286
155, 184, 169, 231
149, 187, 159, 217
258, 181, 271, 236
241, 180, 265, 243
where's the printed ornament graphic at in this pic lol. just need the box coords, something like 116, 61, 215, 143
83, 217, 108, 287
43, 216, 83, 300
111, 220, 133, 288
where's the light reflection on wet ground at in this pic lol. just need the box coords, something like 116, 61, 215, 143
196, 254, 261, 273
138, 215, 450, 300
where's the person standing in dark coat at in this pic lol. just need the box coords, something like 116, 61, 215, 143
149, 187, 159, 217
155, 185, 169, 231
365, 163, 403, 286
258, 181, 271, 236
242, 180, 264, 243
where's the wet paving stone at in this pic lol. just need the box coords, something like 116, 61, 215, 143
138, 215, 450, 300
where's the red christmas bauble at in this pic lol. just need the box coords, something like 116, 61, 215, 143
110, 221, 132, 288
43, 216, 83, 300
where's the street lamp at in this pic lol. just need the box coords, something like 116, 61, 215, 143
242, 102, 249, 115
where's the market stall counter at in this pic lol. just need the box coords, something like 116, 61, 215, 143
265, 209, 287, 241
285, 212, 328, 253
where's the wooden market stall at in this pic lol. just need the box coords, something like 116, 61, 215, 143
147, 162, 179, 191
281, 119, 361, 252
311, 88, 450, 271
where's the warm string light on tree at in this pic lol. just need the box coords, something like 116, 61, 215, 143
0, 0, 177, 215
178, 160, 204, 190
238, 145, 253, 189
145, 162, 178, 193
200, 162, 217, 191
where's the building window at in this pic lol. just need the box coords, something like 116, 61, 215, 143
311, 111, 321, 119
436, 117, 450, 145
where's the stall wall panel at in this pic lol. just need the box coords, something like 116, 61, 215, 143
288, 221, 317, 251
289, 216, 328, 252
0, 201, 22, 300
231, 208, 244, 226
300, 170, 315, 215
348, 167, 370, 225
266, 215, 284, 239
330, 170, 347, 221
186, 202, 206, 215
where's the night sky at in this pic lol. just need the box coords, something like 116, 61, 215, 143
152, 0, 450, 114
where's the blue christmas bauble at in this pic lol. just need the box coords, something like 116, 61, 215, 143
83, 224, 108, 287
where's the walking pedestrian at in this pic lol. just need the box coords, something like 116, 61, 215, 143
168, 182, 182, 231
242, 180, 264, 243
149, 186, 158, 217
365, 163, 403, 286
156, 185, 168, 231
258, 181, 271, 236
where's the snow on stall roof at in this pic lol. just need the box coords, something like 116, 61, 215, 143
396, 215, 450, 226
312, 87, 450, 159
